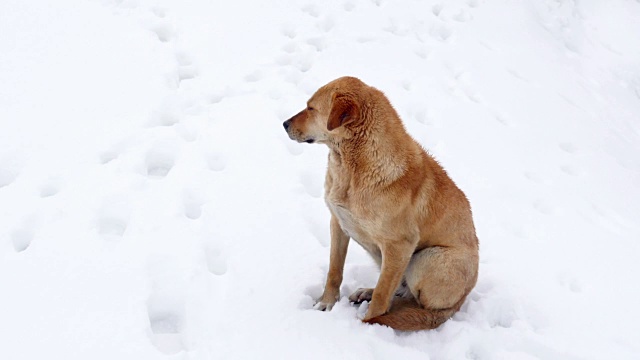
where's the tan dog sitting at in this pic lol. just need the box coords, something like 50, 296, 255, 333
283, 77, 479, 330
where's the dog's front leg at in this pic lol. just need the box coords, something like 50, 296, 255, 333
314, 214, 349, 311
363, 243, 413, 321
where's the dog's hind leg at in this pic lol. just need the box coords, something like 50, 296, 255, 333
404, 246, 478, 310
363, 247, 477, 330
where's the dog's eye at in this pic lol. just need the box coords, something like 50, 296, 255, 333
307, 106, 314, 111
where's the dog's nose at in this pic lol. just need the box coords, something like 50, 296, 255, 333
283, 119, 291, 131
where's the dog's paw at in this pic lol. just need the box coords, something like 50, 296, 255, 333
362, 307, 385, 322
313, 301, 335, 311
349, 288, 373, 304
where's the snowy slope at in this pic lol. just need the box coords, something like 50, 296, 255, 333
1, 0, 640, 359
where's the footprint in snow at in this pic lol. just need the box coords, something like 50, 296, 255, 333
413, 110, 429, 124
283, 68, 303, 85
465, 345, 487, 360
558, 142, 577, 154
145, 147, 176, 178
182, 189, 205, 220
295, 56, 314, 73
453, 9, 473, 22
244, 69, 265, 83
467, 0, 480, 8
281, 42, 298, 54
149, 311, 181, 335
205, 247, 228, 276
97, 197, 130, 240
431, 24, 453, 42
147, 157, 174, 178
276, 53, 293, 66
486, 297, 519, 328
281, 24, 297, 39
39, 183, 60, 198
306, 37, 327, 52
316, 17, 334, 33
150, 111, 180, 127
432, 3, 444, 17
414, 47, 430, 59
149, 20, 174, 43
147, 297, 185, 355
0, 168, 18, 189
206, 153, 226, 172
148, 95, 183, 127
173, 123, 198, 142
383, 23, 405, 37
99, 150, 119, 164
11, 229, 34, 252
150, 6, 166, 18
301, 4, 320, 18
209, 92, 224, 105
176, 53, 197, 83
560, 164, 580, 176
343, 1, 355, 11
98, 217, 128, 238
0, 160, 20, 189
39, 177, 62, 198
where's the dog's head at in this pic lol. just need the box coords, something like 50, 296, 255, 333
283, 77, 365, 144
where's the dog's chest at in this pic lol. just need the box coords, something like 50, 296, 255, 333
325, 164, 370, 243
327, 201, 357, 236
326, 196, 380, 255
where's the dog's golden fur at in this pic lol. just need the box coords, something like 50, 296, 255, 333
283, 77, 479, 330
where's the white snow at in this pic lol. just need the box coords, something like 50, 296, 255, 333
1, 0, 640, 359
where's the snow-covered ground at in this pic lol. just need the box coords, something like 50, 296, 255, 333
1, 0, 640, 358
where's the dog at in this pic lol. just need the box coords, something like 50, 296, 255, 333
283, 77, 479, 330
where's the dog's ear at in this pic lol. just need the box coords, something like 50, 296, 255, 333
327, 94, 359, 131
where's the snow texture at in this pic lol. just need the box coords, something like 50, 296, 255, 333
1, 0, 640, 359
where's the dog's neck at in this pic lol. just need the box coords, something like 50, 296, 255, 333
328, 113, 414, 187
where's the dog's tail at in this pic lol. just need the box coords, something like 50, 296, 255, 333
363, 296, 465, 331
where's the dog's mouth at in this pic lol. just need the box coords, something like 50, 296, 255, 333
288, 133, 315, 144
286, 132, 314, 144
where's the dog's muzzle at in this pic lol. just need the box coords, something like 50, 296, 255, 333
283, 117, 313, 143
